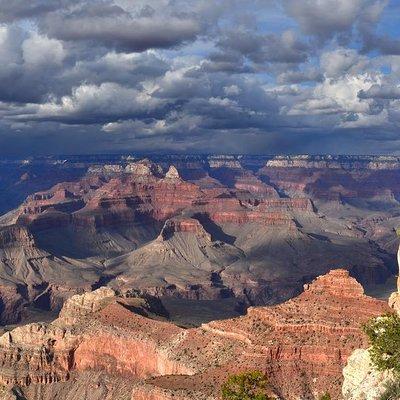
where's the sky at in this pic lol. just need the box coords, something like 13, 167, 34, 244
0, 0, 400, 156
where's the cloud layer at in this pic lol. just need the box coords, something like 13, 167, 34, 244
0, 0, 400, 155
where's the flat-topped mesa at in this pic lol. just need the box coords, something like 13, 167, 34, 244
258, 198, 314, 212
208, 155, 243, 169
159, 217, 211, 241
265, 155, 400, 170
21, 185, 84, 218
303, 269, 365, 298
87, 164, 124, 175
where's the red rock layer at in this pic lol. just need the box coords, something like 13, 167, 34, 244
18, 160, 311, 232
204, 269, 389, 398
0, 270, 388, 400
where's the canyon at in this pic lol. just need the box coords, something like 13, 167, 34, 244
0, 154, 399, 399
0, 154, 399, 324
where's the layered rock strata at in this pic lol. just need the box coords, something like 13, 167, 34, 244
0, 269, 388, 400
0, 157, 398, 324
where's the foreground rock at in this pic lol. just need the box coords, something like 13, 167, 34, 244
0, 269, 387, 400
342, 243, 400, 399
342, 349, 392, 400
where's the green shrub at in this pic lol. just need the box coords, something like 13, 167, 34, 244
319, 393, 331, 400
363, 313, 400, 374
396, 227, 400, 237
221, 370, 272, 400
379, 378, 400, 400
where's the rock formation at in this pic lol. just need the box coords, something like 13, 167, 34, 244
342, 349, 392, 400
342, 241, 400, 399
388, 243, 400, 313
0, 269, 388, 400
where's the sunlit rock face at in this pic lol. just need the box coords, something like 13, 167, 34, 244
0, 270, 388, 400
388, 245, 400, 313
342, 242, 400, 400
342, 349, 392, 400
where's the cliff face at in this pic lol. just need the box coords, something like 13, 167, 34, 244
259, 155, 400, 204
342, 243, 400, 399
0, 270, 388, 400
342, 349, 392, 400
205, 269, 389, 399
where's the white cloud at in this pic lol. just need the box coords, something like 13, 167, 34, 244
14, 82, 163, 123
224, 85, 241, 96
286, 73, 381, 117
22, 33, 65, 66
320, 48, 369, 78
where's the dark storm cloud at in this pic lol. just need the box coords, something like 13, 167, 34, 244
283, 0, 387, 42
201, 51, 254, 74
63, 51, 170, 88
0, 0, 399, 156
362, 32, 400, 55
358, 84, 400, 99
277, 69, 324, 84
7, 82, 167, 125
0, 0, 70, 21
216, 29, 309, 64
42, 10, 201, 52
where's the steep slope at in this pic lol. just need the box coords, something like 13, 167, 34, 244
0, 225, 101, 323
106, 216, 245, 299
342, 242, 400, 399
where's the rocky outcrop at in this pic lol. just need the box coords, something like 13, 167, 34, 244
0, 270, 385, 400
342, 349, 392, 400
205, 269, 389, 399
59, 287, 116, 324
164, 165, 180, 180
388, 244, 400, 313
0, 323, 77, 386
0, 225, 35, 248
342, 242, 400, 399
